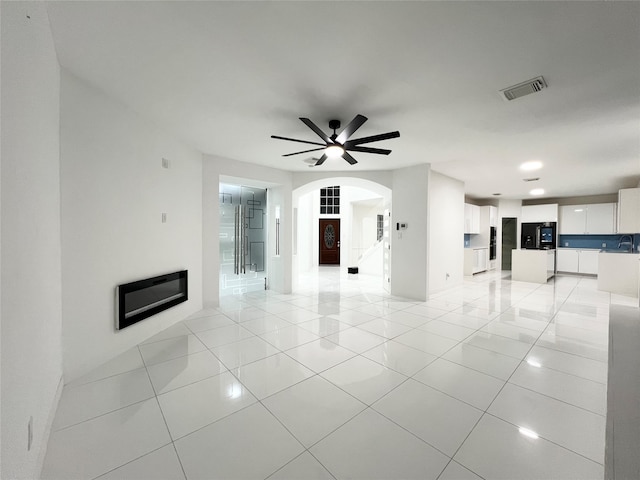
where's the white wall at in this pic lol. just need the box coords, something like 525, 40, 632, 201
428, 172, 465, 294
358, 243, 384, 276
59, 71, 203, 382
267, 185, 290, 293
391, 164, 430, 300
348, 193, 384, 266
1, 4, 64, 478
294, 192, 314, 275
202, 156, 293, 307
293, 171, 392, 192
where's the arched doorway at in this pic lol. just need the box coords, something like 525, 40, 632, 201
292, 177, 392, 294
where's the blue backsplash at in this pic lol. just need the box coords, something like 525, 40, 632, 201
558, 234, 640, 251
464, 234, 471, 247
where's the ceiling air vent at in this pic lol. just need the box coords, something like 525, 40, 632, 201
500, 76, 546, 101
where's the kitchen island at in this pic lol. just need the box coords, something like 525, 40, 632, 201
598, 251, 640, 297
512, 249, 555, 284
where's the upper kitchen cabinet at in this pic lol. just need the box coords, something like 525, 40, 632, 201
559, 203, 616, 234
559, 205, 587, 234
464, 203, 480, 234
586, 203, 616, 234
521, 204, 558, 223
488, 206, 498, 227
618, 188, 640, 233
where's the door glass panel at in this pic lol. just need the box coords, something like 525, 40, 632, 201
324, 224, 336, 248
219, 183, 267, 297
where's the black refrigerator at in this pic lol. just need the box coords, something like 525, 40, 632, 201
521, 222, 557, 250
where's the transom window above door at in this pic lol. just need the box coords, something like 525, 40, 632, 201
320, 186, 340, 215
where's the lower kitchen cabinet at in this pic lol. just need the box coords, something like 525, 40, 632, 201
557, 248, 599, 275
464, 248, 488, 275
557, 249, 579, 272
578, 250, 599, 274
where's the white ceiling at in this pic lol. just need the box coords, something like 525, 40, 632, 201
45, 1, 640, 200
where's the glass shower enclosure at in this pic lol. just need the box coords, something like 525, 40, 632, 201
219, 183, 267, 296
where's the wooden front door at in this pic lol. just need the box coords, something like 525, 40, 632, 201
319, 219, 340, 265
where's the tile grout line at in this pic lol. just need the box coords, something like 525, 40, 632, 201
138, 343, 190, 480
444, 276, 605, 474
428, 278, 558, 478
51, 271, 610, 479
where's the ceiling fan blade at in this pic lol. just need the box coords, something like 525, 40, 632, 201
282, 147, 325, 157
315, 154, 328, 166
344, 131, 400, 147
300, 118, 331, 143
271, 135, 326, 147
342, 152, 358, 165
336, 114, 368, 144
347, 146, 392, 155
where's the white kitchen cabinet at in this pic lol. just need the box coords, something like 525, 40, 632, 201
557, 248, 579, 272
618, 188, 640, 233
488, 206, 498, 227
464, 247, 488, 275
522, 204, 558, 223
559, 206, 587, 234
475, 248, 488, 273
585, 203, 616, 234
556, 248, 599, 275
464, 203, 480, 234
578, 250, 599, 275
559, 203, 616, 234
598, 252, 640, 296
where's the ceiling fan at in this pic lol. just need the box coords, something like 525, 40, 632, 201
271, 114, 400, 166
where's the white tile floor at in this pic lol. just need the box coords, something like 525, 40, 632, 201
42, 268, 638, 479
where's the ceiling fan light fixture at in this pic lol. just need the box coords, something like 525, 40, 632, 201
325, 145, 344, 158
271, 115, 399, 166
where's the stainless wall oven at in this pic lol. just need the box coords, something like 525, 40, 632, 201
490, 226, 497, 260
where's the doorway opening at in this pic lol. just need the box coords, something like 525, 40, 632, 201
501, 217, 517, 270
219, 183, 267, 297
293, 180, 391, 294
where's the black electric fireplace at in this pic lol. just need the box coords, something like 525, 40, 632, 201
116, 270, 188, 330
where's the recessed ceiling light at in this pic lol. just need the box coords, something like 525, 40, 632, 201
529, 188, 545, 196
520, 161, 543, 171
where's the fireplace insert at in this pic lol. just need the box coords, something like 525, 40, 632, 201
116, 270, 188, 330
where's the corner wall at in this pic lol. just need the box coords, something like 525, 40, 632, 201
60, 71, 203, 382
391, 164, 430, 300
428, 171, 465, 294
1, 3, 64, 477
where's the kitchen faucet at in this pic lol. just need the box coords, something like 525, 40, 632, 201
617, 234, 634, 252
